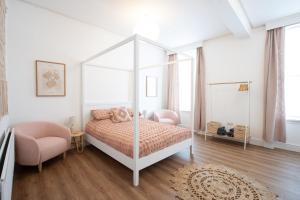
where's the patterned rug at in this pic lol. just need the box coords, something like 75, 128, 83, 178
170, 164, 277, 200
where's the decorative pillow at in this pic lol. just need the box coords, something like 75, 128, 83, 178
92, 109, 112, 120
111, 107, 132, 123
127, 108, 142, 117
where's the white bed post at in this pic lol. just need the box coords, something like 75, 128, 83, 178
81, 63, 86, 131
133, 35, 140, 186
190, 58, 195, 156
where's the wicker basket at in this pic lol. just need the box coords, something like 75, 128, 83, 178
234, 125, 249, 140
207, 121, 222, 134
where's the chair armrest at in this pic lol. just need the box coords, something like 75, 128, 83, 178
153, 113, 160, 122
154, 110, 180, 124
15, 134, 40, 165
167, 111, 180, 124
47, 125, 71, 149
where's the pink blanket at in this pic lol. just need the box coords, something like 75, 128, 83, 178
85, 118, 191, 158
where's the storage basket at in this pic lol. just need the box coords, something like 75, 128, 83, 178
207, 121, 222, 134
234, 125, 249, 140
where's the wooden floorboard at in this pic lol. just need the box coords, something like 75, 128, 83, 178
12, 134, 300, 200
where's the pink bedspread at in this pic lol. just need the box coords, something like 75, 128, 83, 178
85, 118, 191, 158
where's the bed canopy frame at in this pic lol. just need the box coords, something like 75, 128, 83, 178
81, 34, 195, 186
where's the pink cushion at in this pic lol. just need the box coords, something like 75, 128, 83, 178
111, 107, 132, 123
37, 137, 68, 162
92, 109, 112, 120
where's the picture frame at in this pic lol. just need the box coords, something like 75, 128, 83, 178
36, 60, 66, 97
146, 76, 157, 97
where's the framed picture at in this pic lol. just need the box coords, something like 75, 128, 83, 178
36, 60, 66, 96
146, 76, 157, 97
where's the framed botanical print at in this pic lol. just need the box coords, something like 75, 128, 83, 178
36, 60, 66, 96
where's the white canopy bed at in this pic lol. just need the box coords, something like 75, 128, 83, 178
81, 34, 195, 186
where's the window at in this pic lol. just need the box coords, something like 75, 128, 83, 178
285, 24, 300, 120
178, 51, 195, 111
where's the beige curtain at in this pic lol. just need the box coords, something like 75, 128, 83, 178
194, 47, 206, 131
263, 27, 286, 143
0, 0, 8, 118
167, 54, 180, 122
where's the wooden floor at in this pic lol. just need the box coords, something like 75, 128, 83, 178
13, 135, 300, 200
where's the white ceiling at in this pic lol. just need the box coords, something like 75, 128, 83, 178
21, 0, 300, 47
241, 0, 300, 27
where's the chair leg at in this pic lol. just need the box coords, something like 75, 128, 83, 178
38, 162, 42, 173
63, 151, 66, 160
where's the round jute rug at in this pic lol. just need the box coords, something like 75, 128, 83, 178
170, 164, 278, 200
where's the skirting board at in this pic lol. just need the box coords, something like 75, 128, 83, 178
196, 132, 300, 153
274, 142, 300, 153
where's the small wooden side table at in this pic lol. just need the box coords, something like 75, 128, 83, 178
71, 131, 85, 153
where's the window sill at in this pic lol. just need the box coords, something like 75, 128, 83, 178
180, 110, 191, 113
286, 118, 300, 123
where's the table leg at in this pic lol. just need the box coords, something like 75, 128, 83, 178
75, 137, 79, 152
73, 135, 84, 153
78, 135, 84, 153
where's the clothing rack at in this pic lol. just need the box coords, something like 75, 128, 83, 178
206, 80, 252, 150
208, 81, 252, 85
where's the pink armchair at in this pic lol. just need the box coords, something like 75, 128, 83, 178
153, 109, 180, 125
14, 121, 71, 172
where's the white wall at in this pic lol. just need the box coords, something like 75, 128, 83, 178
139, 42, 167, 119
6, 0, 124, 130
0, 115, 9, 139
203, 27, 300, 147
286, 121, 300, 146
204, 28, 265, 142
7, 0, 167, 129
139, 66, 167, 119
84, 66, 132, 104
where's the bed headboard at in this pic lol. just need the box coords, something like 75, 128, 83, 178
81, 102, 132, 130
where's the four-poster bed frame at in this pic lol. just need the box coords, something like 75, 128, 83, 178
81, 34, 194, 186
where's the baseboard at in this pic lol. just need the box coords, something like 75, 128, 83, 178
249, 138, 265, 146
250, 138, 300, 152
196, 131, 300, 153
249, 138, 274, 149
274, 142, 300, 153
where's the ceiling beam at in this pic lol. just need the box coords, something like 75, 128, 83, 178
212, 0, 251, 37
266, 12, 300, 30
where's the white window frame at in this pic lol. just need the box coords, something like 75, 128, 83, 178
285, 24, 300, 122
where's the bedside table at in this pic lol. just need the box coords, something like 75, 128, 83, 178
71, 131, 85, 153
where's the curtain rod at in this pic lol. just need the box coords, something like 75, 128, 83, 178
208, 81, 252, 85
